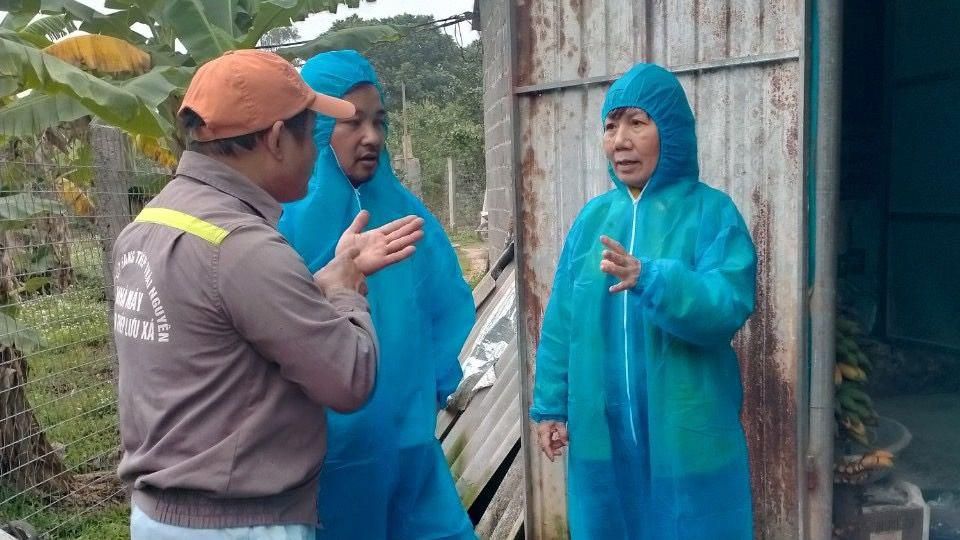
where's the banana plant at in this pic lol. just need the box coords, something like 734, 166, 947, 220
0, 0, 401, 162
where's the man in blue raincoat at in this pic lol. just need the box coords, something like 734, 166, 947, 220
278, 50, 477, 540
530, 63, 757, 539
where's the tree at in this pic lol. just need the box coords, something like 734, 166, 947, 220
259, 25, 301, 49
0, 0, 401, 158
329, 14, 481, 118
330, 14, 484, 230
387, 99, 484, 229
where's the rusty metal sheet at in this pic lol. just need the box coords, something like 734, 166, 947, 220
507, 0, 808, 538
439, 266, 519, 436
439, 265, 522, 510
666, 0, 697, 65
475, 452, 526, 540
443, 340, 521, 508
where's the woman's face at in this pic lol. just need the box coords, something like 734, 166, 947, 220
602, 107, 660, 188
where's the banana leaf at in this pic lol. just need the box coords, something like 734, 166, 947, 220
276, 24, 401, 61
161, 0, 239, 62
44, 34, 152, 74
0, 310, 42, 353
0, 92, 90, 137
0, 37, 191, 137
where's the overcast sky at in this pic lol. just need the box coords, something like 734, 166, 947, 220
296, 1, 478, 45
1, 0, 479, 45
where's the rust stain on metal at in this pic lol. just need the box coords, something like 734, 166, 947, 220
519, 146, 544, 253
767, 0, 789, 48
518, 94, 549, 348
723, 2, 732, 44
730, 5, 745, 25
516, 0, 536, 87
769, 68, 801, 163
570, 0, 584, 43
788, 121, 800, 164
519, 141, 546, 346
701, 0, 729, 47
736, 186, 799, 539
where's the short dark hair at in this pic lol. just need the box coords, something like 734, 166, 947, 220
606, 107, 650, 122
179, 108, 313, 157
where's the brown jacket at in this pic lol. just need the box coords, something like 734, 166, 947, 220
113, 152, 378, 528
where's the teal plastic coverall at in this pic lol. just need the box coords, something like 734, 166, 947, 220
530, 63, 757, 539
278, 50, 476, 540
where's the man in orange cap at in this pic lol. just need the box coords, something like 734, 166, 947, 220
112, 49, 424, 539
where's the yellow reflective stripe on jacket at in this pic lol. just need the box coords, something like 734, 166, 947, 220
134, 208, 230, 245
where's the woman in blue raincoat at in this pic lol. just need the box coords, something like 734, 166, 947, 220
278, 50, 476, 540
530, 63, 757, 539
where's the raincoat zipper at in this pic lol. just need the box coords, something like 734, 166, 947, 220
623, 195, 640, 443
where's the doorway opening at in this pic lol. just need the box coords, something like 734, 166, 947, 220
838, 1, 960, 538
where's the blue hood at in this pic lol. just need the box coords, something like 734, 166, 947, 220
601, 63, 699, 192
300, 49, 383, 147
280, 49, 399, 266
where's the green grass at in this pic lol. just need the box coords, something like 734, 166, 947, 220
3, 283, 126, 539
449, 230, 487, 289
1, 487, 128, 540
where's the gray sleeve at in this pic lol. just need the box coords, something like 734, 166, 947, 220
216, 225, 378, 413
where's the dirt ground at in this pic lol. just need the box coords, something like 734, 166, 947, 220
453, 237, 489, 288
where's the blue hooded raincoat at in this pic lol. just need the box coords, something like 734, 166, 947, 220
530, 63, 757, 539
278, 50, 476, 540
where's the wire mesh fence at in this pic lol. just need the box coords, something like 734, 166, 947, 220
0, 125, 485, 539
0, 129, 170, 538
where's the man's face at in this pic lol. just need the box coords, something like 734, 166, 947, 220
262, 111, 317, 203
274, 111, 317, 202
330, 84, 386, 185
602, 107, 660, 188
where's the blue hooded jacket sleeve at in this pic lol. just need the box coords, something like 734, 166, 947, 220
633, 198, 756, 346
418, 205, 474, 407
277, 50, 476, 539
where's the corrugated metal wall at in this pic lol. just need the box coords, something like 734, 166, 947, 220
502, 1, 808, 538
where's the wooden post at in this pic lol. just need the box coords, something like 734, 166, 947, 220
399, 82, 423, 198
404, 158, 423, 199
447, 157, 456, 229
90, 123, 133, 368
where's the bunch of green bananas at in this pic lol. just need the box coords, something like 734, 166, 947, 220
833, 317, 878, 448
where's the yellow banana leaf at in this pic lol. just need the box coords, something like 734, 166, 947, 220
44, 34, 150, 75
54, 176, 95, 216
132, 134, 177, 170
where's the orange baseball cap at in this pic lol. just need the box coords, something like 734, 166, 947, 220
179, 49, 355, 142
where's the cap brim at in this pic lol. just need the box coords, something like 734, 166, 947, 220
307, 92, 356, 119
